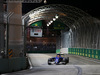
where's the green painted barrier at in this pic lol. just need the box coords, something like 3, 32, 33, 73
75, 48, 77, 55
56, 49, 60, 54
84, 49, 88, 57
68, 48, 71, 54
88, 49, 91, 58
80, 49, 82, 56
98, 50, 100, 60
83, 49, 85, 56
77, 49, 80, 55
94, 50, 97, 59
73, 48, 74, 54
68, 48, 100, 60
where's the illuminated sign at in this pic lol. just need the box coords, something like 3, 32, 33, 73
30, 28, 42, 37
30, 20, 42, 27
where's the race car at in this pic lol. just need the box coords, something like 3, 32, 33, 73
48, 54, 69, 65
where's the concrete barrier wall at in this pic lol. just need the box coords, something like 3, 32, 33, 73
0, 57, 27, 74
68, 48, 100, 60
0, 59, 9, 73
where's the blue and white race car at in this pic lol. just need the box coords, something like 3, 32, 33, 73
48, 54, 69, 65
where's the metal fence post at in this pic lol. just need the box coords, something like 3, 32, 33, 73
5, 12, 14, 58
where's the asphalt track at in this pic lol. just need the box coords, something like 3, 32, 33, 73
2, 54, 100, 75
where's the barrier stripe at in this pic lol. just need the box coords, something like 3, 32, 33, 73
8, 49, 13, 58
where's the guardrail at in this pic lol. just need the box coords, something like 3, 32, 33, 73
68, 48, 100, 60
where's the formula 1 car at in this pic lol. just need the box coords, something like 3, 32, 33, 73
48, 54, 69, 65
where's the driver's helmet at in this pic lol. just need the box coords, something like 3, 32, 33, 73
57, 54, 61, 56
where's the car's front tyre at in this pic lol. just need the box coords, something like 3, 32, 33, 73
48, 59, 52, 65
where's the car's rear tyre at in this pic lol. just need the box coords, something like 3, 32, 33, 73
64, 57, 69, 64
66, 57, 69, 63
63, 63, 67, 65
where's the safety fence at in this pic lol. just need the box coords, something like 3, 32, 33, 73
0, 57, 27, 74
68, 48, 100, 60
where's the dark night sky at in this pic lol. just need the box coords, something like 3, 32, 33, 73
22, 0, 100, 19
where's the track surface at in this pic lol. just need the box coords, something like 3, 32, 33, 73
2, 54, 100, 75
